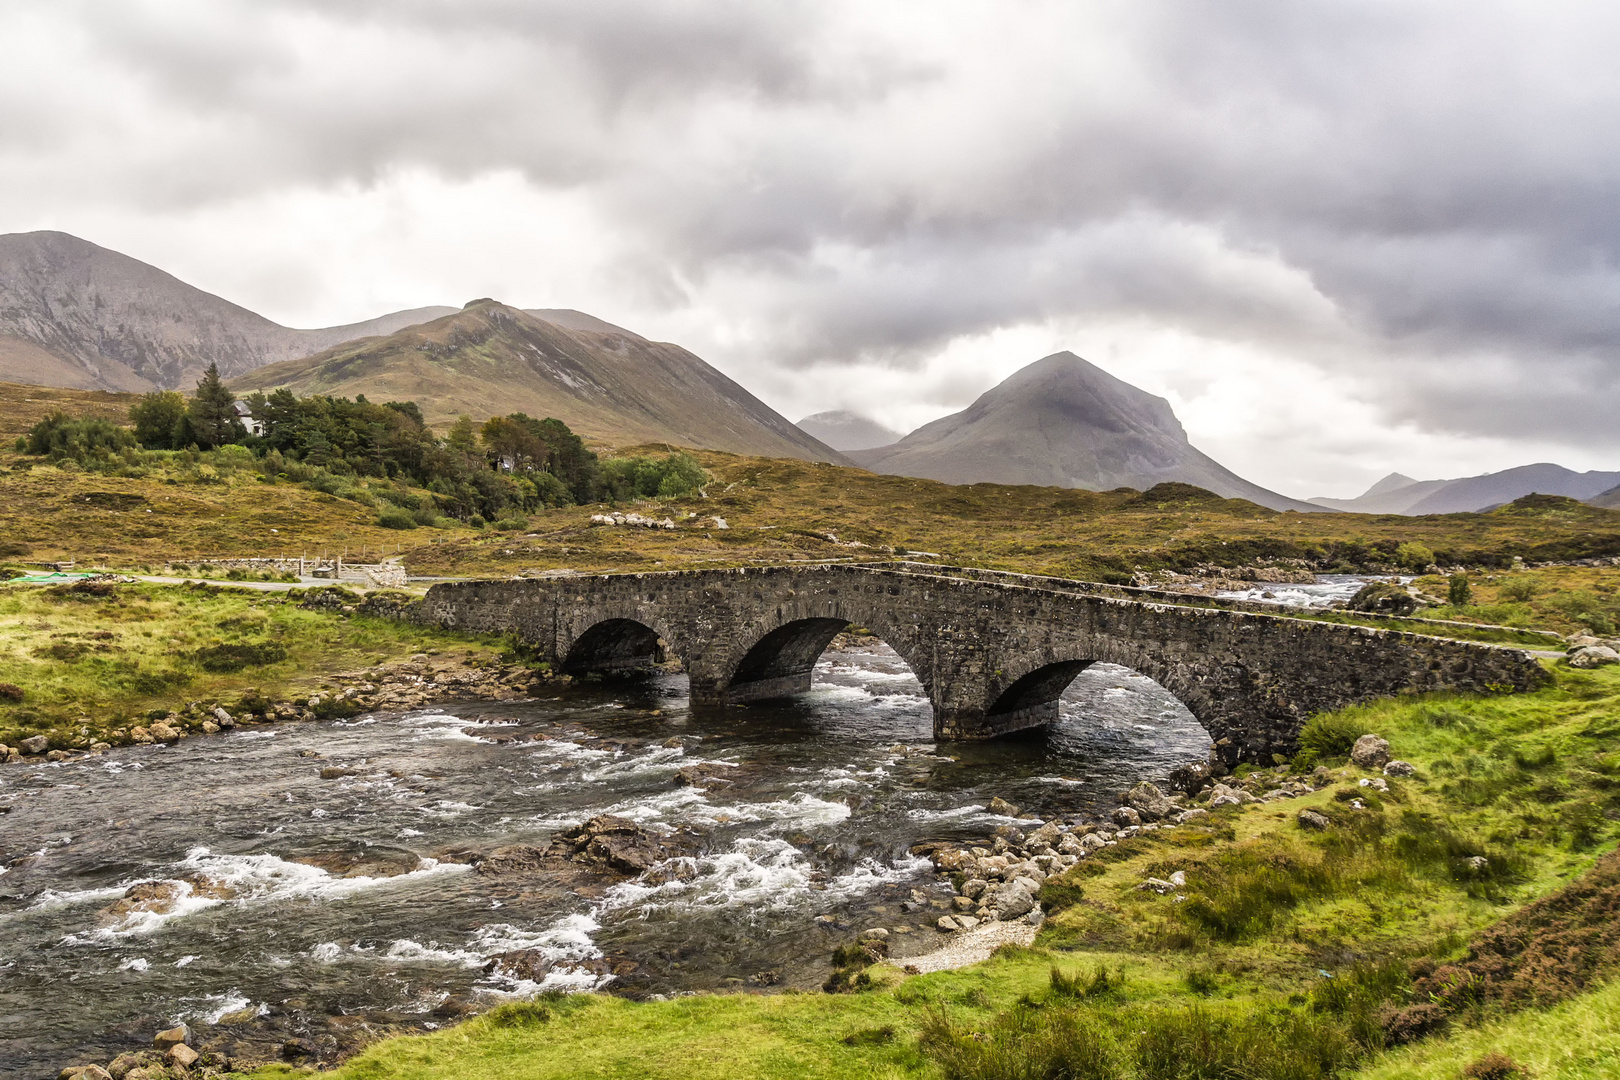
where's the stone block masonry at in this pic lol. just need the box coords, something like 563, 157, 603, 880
411, 563, 1549, 763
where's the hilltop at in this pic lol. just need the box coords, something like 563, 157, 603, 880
0, 230, 453, 392
850, 353, 1322, 513
231, 299, 845, 461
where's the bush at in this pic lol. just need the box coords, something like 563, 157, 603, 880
1298, 712, 1371, 760
24, 412, 136, 465
1449, 573, 1473, 607
493, 516, 530, 531
193, 642, 289, 673
377, 507, 418, 530
920, 1005, 1126, 1080
1498, 577, 1539, 602
1133, 1006, 1356, 1080
1395, 541, 1436, 571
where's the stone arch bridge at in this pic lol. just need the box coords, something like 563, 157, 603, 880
412, 562, 1547, 764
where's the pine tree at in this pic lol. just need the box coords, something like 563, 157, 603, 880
187, 362, 243, 449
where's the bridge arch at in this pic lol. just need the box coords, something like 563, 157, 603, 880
984, 636, 1222, 742
717, 603, 934, 708
560, 610, 687, 678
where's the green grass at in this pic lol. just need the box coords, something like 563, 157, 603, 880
223, 665, 1620, 1080
1354, 978, 1620, 1080
0, 579, 500, 748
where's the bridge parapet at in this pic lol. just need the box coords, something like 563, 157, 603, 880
413, 563, 1549, 763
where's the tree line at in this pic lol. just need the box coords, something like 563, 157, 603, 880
21, 362, 706, 521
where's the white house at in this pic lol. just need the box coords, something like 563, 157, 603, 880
232, 400, 264, 436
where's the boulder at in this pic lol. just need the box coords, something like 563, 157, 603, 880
167, 1044, 199, 1069
473, 844, 549, 875
1138, 877, 1175, 894
1569, 645, 1620, 669
550, 814, 692, 875
1077, 832, 1108, 854
19, 735, 49, 755
936, 915, 960, 933
1351, 734, 1391, 769
1298, 809, 1333, 831
1384, 760, 1416, 777
1125, 781, 1176, 821
149, 723, 180, 742
991, 881, 1036, 920
1167, 760, 1215, 795
986, 796, 1021, 817
1056, 834, 1085, 857
1111, 806, 1142, 828
152, 1025, 189, 1050
1176, 808, 1210, 824
1346, 581, 1420, 616
961, 878, 988, 899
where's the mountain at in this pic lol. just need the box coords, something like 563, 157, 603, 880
1308, 473, 1449, 514
1591, 485, 1620, 510
0, 230, 456, 392
847, 352, 1321, 512
232, 299, 848, 462
1312, 464, 1620, 515
795, 410, 904, 451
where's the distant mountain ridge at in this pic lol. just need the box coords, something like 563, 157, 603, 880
0, 230, 843, 463
1311, 464, 1620, 515
233, 299, 848, 462
848, 352, 1323, 512
795, 410, 904, 451
0, 230, 457, 392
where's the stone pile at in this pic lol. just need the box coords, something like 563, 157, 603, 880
1565, 634, 1620, 669
914, 744, 1414, 933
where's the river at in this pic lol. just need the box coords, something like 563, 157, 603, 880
0, 641, 1211, 1076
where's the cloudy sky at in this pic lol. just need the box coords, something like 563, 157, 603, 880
4, 0, 1618, 497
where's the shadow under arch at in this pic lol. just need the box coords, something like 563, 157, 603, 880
724, 617, 929, 706
562, 618, 668, 676
985, 643, 1218, 742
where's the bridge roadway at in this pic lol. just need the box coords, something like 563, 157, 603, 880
411, 561, 1549, 764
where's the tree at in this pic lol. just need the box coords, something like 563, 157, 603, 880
187, 362, 243, 449
129, 391, 187, 449
1448, 573, 1472, 607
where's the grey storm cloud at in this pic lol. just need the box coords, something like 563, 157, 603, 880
4, 0, 1619, 451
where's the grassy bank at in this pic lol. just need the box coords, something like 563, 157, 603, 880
228, 661, 1620, 1080
0, 579, 502, 750
6, 383, 1620, 596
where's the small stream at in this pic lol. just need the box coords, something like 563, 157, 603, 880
0, 642, 1211, 1077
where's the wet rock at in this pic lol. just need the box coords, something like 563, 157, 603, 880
281, 1037, 319, 1060
167, 1043, 200, 1068
486, 945, 555, 982
1168, 760, 1214, 794
1111, 806, 1142, 828
106, 881, 186, 919
1298, 809, 1333, 831
20, 734, 48, 755
675, 763, 735, 790
152, 1025, 189, 1050
1125, 781, 1175, 821
107, 1053, 140, 1079
986, 796, 1020, 817
319, 766, 351, 780
149, 723, 180, 742
473, 844, 550, 875
1351, 734, 1391, 770
1384, 760, 1416, 777
549, 815, 695, 875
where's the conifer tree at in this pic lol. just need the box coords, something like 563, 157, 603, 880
187, 362, 243, 449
